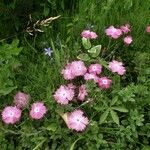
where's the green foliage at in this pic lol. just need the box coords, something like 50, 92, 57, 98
0, 0, 150, 149
0, 39, 22, 96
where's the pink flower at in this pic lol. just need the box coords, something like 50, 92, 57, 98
14, 91, 30, 108
30, 102, 47, 120
120, 24, 130, 34
71, 61, 87, 77
90, 31, 98, 39
109, 60, 126, 75
84, 73, 99, 83
67, 83, 76, 90
146, 26, 150, 33
67, 109, 89, 131
98, 77, 112, 89
124, 36, 132, 45
78, 85, 88, 101
1, 106, 21, 124
61, 63, 75, 80
81, 30, 91, 39
105, 26, 122, 39
81, 30, 98, 39
54, 85, 75, 105
88, 64, 102, 75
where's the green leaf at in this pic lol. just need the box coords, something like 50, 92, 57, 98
99, 110, 109, 124
46, 123, 57, 132
110, 109, 119, 125
142, 146, 150, 150
88, 45, 101, 58
110, 96, 118, 106
70, 138, 83, 150
82, 37, 91, 49
77, 53, 90, 61
112, 106, 128, 113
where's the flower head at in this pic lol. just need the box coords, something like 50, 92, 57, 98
146, 26, 150, 33
120, 24, 130, 34
124, 36, 132, 45
70, 61, 87, 77
78, 85, 88, 101
14, 91, 30, 109
61, 63, 75, 80
109, 60, 126, 75
84, 73, 99, 83
105, 26, 122, 39
67, 109, 89, 131
30, 102, 47, 120
44, 47, 53, 57
81, 30, 98, 39
88, 64, 102, 75
98, 77, 112, 89
1, 106, 21, 124
54, 85, 75, 105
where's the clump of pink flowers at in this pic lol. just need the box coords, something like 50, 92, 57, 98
1, 91, 47, 125
14, 91, 30, 109
81, 30, 98, 39
61, 61, 87, 80
30, 102, 47, 120
1, 106, 21, 124
105, 24, 133, 45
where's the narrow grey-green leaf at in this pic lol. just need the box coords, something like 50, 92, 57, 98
110, 109, 119, 125
70, 137, 83, 150
99, 110, 109, 124
112, 106, 128, 113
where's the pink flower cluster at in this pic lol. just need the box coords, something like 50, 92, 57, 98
146, 26, 150, 34
54, 59, 126, 131
105, 24, 133, 45
61, 61, 87, 80
81, 30, 98, 39
1, 91, 47, 124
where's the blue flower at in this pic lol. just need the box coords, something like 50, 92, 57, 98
44, 47, 53, 57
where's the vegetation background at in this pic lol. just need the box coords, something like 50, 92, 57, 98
0, 0, 150, 149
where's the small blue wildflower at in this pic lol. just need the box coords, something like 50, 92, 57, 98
44, 47, 53, 57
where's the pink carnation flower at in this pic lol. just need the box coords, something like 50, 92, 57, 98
84, 73, 99, 83
1, 106, 21, 124
124, 36, 132, 45
105, 26, 122, 39
67, 109, 89, 131
30, 102, 47, 120
78, 85, 88, 101
71, 61, 87, 77
146, 26, 150, 33
61, 63, 75, 80
120, 24, 130, 34
98, 77, 112, 89
88, 64, 102, 75
90, 31, 98, 39
109, 60, 126, 75
54, 85, 75, 105
14, 91, 30, 108
81, 30, 91, 39
81, 30, 98, 39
